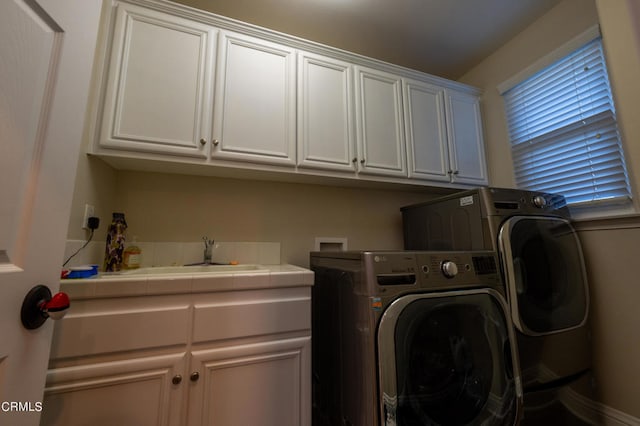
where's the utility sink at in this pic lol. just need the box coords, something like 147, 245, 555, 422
117, 264, 266, 275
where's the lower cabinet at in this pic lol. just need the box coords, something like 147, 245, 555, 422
42, 286, 311, 426
187, 337, 311, 426
41, 353, 187, 426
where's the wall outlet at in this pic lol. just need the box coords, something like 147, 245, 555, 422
82, 204, 95, 230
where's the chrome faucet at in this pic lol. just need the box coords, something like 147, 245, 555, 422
203, 236, 214, 264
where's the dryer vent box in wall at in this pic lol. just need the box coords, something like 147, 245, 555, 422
314, 237, 348, 252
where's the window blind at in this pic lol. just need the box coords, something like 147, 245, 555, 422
503, 37, 631, 205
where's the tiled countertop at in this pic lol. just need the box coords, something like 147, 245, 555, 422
60, 264, 314, 299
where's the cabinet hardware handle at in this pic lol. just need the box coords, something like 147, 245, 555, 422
212, 139, 220, 146
190, 372, 200, 382
447, 170, 453, 175
360, 159, 365, 164
199, 138, 207, 146
172, 375, 182, 385
453, 170, 460, 175
352, 158, 357, 164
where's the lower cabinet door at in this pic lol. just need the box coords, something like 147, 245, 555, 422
187, 337, 311, 426
41, 353, 187, 426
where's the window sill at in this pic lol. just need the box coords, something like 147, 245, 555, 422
572, 212, 640, 232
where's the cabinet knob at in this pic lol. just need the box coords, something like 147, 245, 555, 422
352, 158, 357, 164
212, 139, 220, 146
360, 159, 365, 164
172, 375, 182, 385
453, 170, 459, 175
199, 138, 207, 146
447, 170, 453, 175
190, 372, 200, 382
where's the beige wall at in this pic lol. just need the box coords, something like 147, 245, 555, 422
578, 224, 640, 418
460, 0, 640, 418
106, 172, 439, 267
66, 164, 444, 268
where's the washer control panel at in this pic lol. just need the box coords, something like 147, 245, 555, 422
367, 250, 501, 291
417, 251, 501, 289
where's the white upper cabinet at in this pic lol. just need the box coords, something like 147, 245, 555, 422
99, 2, 216, 158
297, 52, 356, 172
354, 66, 407, 177
403, 80, 488, 185
211, 31, 296, 166
403, 79, 450, 182
445, 89, 488, 185
92, 0, 487, 189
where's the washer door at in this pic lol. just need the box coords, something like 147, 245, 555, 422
378, 289, 521, 426
498, 216, 589, 336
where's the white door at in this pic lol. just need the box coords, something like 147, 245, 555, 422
297, 51, 356, 172
403, 79, 450, 182
212, 30, 296, 166
0, 1, 101, 425
354, 66, 407, 178
445, 89, 488, 185
98, 2, 216, 158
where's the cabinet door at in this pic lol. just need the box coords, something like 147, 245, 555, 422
212, 31, 296, 166
354, 66, 407, 177
41, 353, 187, 426
99, 3, 216, 158
297, 52, 356, 172
403, 79, 450, 182
187, 337, 311, 426
445, 90, 488, 185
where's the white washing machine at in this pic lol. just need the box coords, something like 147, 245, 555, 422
310, 250, 522, 426
402, 187, 594, 424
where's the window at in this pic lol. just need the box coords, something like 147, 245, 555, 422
501, 32, 631, 207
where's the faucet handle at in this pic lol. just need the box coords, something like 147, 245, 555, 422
203, 236, 214, 248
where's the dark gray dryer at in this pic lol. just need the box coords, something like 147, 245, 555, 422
311, 250, 522, 426
402, 187, 594, 424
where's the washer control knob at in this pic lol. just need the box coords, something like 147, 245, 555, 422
532, 195, 547, 208
441, 261, 458, 278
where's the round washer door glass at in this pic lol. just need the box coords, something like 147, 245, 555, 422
378, 291, 519, 426
499, 216, 588, 335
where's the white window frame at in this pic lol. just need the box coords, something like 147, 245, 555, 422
498, 25, 634, 220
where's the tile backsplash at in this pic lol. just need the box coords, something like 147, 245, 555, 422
63, 240, 281, 269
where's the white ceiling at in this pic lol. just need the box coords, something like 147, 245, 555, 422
178, 0, 562, 79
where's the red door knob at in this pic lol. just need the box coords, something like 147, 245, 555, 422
41, 291, 70, 320
21, 285, 71, 329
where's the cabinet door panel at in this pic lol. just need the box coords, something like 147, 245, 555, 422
446, 90, 488, 185
298, 52, 355, 171
100, 3, 215, 157
404, 80, 450, 181
212, 31, 296, 165
355, 67, 406, 177
188, 337, 311, 426
42, 353, 186, 426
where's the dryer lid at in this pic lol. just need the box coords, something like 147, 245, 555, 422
498, 216, 589, 336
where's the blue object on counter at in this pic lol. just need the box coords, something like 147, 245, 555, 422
64, 264, 99, 279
